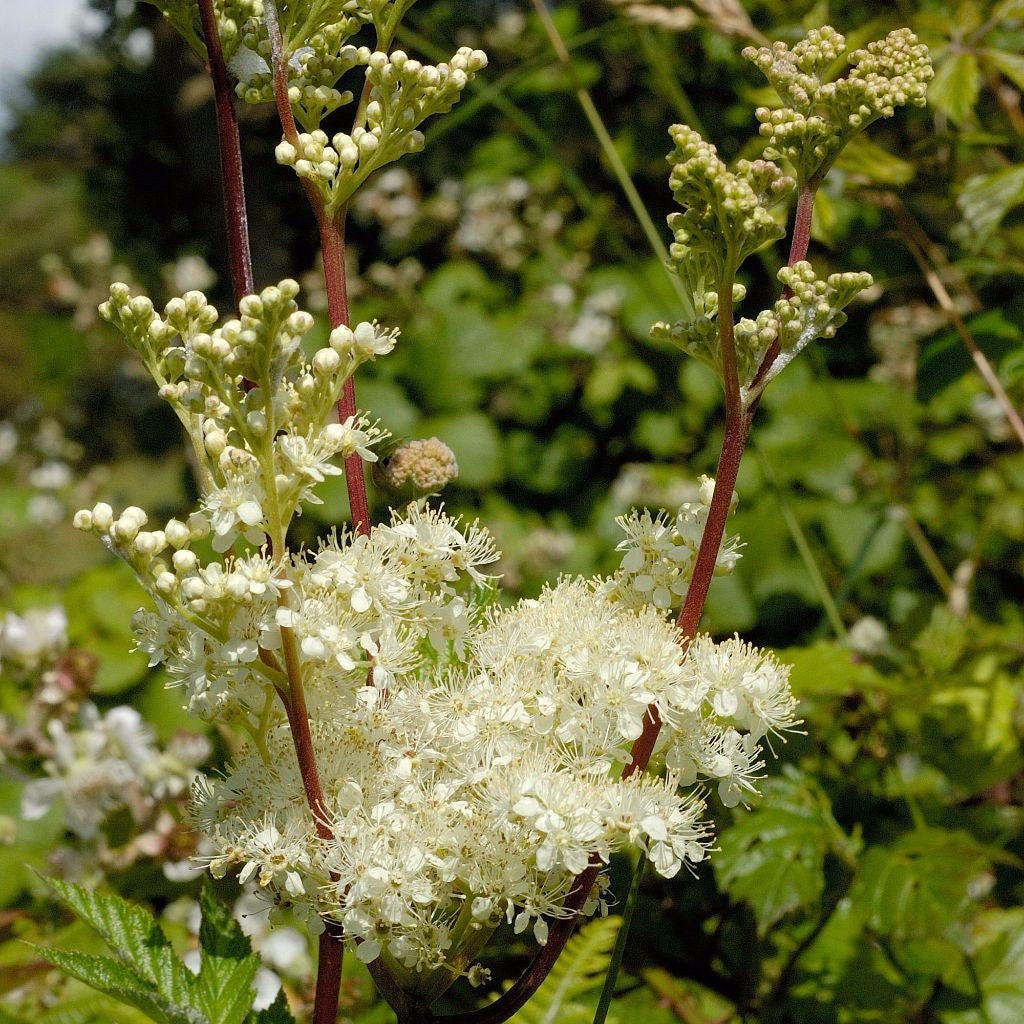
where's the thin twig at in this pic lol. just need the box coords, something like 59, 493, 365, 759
530, 0, 695, 317
879, 192, 1024, 448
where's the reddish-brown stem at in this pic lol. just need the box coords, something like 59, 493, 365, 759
747, 183, 816, 396
265, 0, 371, 536
196, 0, 254, 305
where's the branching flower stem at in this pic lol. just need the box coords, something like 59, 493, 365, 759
196, 0, 254, 304
434, 184, 821, 1024
264, 0, 372, 537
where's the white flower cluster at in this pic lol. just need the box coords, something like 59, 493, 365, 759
605, 475, 742, 612
744, 27, 933, 188
195, 572, 796, 971
21, 703, 209, 841
276, 47, 487, 213
73, 502, 497, 719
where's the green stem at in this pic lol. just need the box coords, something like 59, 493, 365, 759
754, 443, 847, 639
593, 855, 646, 1024
530, 0, 694, 316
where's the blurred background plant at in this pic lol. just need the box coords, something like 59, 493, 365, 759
0, 1, 1022, 1022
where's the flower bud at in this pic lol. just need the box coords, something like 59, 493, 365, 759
91, 502, 114, 532
172, 549, 199, 574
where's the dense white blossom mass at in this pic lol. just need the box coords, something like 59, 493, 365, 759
74, 275, 798, 976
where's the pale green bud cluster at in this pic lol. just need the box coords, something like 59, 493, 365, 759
744, 27, 933, 188
665, 124, 794, 293
761, 262, 874, 387
98, 280, 393, 533
275, 47, 487, 213
655, 262, 872, 398
235, 35, 369, 127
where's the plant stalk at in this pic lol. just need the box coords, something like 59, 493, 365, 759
196, 0, 254, 304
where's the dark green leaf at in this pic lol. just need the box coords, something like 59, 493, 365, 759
248, 991, 297, 1024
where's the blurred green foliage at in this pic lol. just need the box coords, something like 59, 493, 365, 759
1, 0, 1023, 1022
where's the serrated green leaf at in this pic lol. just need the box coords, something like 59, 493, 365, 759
44, 878, 198, 1009
196, 884, 261, 1024
929, 52, 981, 124
958, 165, 1024, 242
848, 830, 991, 975
38, 994, 156, 1024
715, 769, 853, 935
37, 948, 205, 1024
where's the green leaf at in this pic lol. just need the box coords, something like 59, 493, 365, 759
848, 830, 992, 975
36, 948, 205, 1024
958, 165, 1024, 242
37, 995, 154, 1024
834, 135, 916, 185
715, 768, 854, 935
196, 883, 261, 1024
40, 879, 290, 1024
917, 310, 1022, 402
985, 48, 1024, 91
940, 909, 1024, 1024
43, 878, 198, 1008
929, 52, 982, 124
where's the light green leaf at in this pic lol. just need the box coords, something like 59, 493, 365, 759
985, 48, 1024, 91
949, 910, 1024, 1024
929, 52, 982, 124
44, 878, 197, 1008
835, 135, 916, 185
958, 165, 1024, 241
35, 948, 205, 1024
848, 830, 992, 975
196, 883, 261, 1024
715, 768, 854, 935
37, 995, 154, 1024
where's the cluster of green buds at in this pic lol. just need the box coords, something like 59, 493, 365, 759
98, 280, 394, 543
141, 0, 263, 64
665, 125, 794, 292
744, 26, 934, 189
274, 47, 487, 213
653, 25, 930, 405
